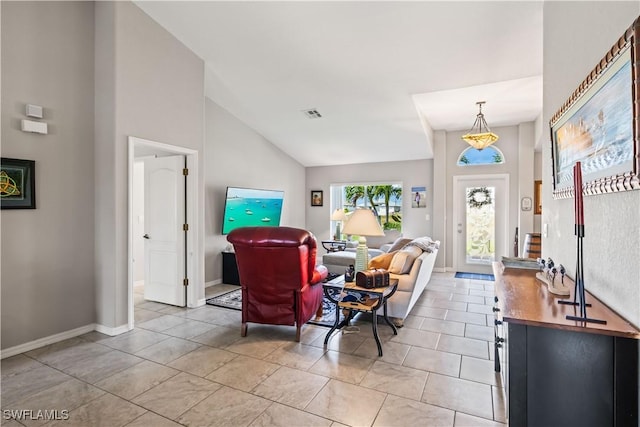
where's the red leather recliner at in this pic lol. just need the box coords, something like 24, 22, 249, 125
227, 226, 329, 341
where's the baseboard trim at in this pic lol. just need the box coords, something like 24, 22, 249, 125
194, 298, 207, 308
95, 323, 131, 337
206, 279, 222, 287
1, 324, 95, 360
1, 322, 134, 360
433, 267, 447, 273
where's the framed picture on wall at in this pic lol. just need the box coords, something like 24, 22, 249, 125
1, 157, 36, 209
411, 186, 426, 208
549, 17, 639, 199
311, 190, 323, 206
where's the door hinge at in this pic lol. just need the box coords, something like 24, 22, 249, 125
183, 223, 189, 231
183, 168, 189, 176
183, 278, 189, 287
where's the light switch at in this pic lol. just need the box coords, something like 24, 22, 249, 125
425, 214, 430, 221
543, 223, 548, 238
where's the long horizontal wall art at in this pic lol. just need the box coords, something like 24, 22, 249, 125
550, 15, 640, 199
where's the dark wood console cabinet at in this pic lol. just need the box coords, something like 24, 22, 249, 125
222, 251, 240, 285
493, 263, 639, 427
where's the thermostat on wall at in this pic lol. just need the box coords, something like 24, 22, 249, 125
26, 104, 43, 118
521, 197, 532, 211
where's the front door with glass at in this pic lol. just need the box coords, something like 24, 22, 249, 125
453, 174, 509, 274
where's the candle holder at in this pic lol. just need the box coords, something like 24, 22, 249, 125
558, 162, 605, 325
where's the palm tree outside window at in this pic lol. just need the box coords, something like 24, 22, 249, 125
331, 183, 402, 231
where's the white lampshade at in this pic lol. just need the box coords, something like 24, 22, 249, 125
331, 209, 347, 221
341, 209, 384, 273
342, 209, 384, 237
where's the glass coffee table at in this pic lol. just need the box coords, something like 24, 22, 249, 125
322, 275, 398, 356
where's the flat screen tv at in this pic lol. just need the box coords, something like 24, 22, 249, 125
222, 186, 284, 234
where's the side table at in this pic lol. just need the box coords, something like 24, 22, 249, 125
321, 240, 347, 252
322, 275, 398, 356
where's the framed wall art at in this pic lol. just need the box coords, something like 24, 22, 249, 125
549, 16, 640, 199
311, 190, 323, 206
1, 157, 36, 209
411, 186, 426, 208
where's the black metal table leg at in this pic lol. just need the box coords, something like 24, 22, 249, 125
371, 308, 383, 357
323, 289, 341, 345
382, 299, 398, 335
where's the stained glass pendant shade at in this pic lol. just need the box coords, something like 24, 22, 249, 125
461, 101, 499, 150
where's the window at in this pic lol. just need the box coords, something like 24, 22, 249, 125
331, 184, 402, 230
457, 146, 505, 166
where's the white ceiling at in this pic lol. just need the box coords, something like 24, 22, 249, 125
135, 1, 543, 167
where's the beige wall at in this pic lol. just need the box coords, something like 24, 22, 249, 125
305, 160, 434, 245
1, 1, 96, 349
204, 98, 306, 283
542, 1, 640, 327
95, 1, 205, 329
437, 124, 535, 270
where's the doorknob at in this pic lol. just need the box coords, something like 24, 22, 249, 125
143, 234, 150, 239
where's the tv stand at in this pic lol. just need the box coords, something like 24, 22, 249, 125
222, 251, 240, 285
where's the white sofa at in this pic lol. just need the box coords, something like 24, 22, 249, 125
386, 245, 439, 321
322, 230, 402, 273
322, 236, 440, 325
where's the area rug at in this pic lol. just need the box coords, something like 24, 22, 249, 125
455, 272, 495, 281
206, 288, 343, 328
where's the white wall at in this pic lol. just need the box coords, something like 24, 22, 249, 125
204, 98, 306, 283
95, 1, 205, 329
1, 2, 96, 349
543, 2, 640, 327
305, 160, 434, 242
438, 124, 534, 270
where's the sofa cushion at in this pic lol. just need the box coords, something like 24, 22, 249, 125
368, 251, 397, 270
388, 246, 422, 274
388, 237, 413, 253
404, 236, 440, 253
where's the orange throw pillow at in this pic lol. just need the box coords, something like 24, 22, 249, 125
368, 251, 396, 270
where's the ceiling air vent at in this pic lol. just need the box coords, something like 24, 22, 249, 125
302, 109, 322, 119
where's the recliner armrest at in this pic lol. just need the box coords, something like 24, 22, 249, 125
311, 265, 329, 284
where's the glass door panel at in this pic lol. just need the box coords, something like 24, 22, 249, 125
466, 186, 496, 264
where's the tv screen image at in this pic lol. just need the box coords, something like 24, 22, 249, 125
222, 187, 284, 234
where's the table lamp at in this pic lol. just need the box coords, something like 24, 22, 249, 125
331, 208, 347, 240
341, 208, 384, 273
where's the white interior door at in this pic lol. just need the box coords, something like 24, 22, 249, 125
453, 174, 509, 274
144, 155, 186, 306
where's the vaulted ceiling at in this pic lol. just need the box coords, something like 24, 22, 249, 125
135, 1, 543, 166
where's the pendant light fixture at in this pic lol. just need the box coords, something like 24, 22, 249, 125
461, 101, 499, 150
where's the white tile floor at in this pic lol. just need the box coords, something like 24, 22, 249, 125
1, 273, 506, 426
